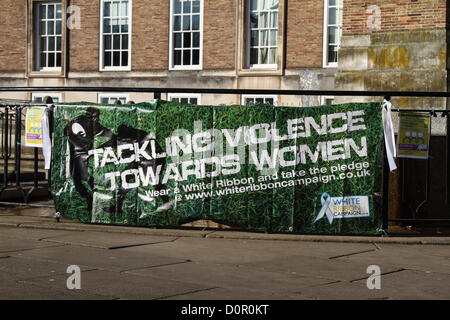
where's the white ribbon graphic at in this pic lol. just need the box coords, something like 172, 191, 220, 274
314, 192, 335, 224
382, 99, 397, 172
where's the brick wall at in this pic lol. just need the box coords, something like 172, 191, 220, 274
133, 0, 169, 71
69, 0, 100, 72
343, 0, 447, 35
0, 0, 27, 72
285, 0, 324, 68
203, 0, 236, 70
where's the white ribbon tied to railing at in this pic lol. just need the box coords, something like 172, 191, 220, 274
314, 192, 335, 224
382, 99, 397, 172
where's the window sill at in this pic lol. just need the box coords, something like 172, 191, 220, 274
169, 65, 203, 71
100, 67, 132, 72
27, 70, 65, 78
237, 67, 283, 77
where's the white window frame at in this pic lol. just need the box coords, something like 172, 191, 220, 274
98, 93, 130, 104
246, 0, 279, 69
320, 96, 335, 105
242, 95, 277, 106
323, 0, 343, 68
32, 93, 62, 103
169, 0, 204, 71
99, 0, 132, 71
168, 93, 201, 105
34, 2, 64, 72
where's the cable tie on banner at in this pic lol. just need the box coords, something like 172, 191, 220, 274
382, 98, 397, 172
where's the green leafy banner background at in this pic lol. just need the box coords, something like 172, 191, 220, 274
51, 100, 384, 235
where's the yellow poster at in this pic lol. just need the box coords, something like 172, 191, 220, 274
25, 107, 45, 148
397, 113, 430, 159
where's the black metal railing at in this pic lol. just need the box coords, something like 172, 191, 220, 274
0, 87, 449, 228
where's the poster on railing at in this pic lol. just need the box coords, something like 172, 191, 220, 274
50, 100, 384, 235
24, 107, 45, 147
397, 113, 431, 159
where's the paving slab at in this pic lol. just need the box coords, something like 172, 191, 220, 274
240, 254, 403, 282
23, 269, 214, 300
8, 244, 191, 272
38, 231, 178, 250
126, 261, 333, 296
351, 269, 450, 299
0, 276, 109, 300
0, 237, 64, 254
337, 244, 450, 275
0, 256, 96, 281
160, 286, 303, 300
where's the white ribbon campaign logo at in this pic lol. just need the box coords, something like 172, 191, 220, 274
314, 193, 370, 224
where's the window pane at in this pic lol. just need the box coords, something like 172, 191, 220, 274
112, 1, 120, 16
40, 37, 47, 52
183, 50, 190, 65
174, 0, 181, 14
40, 53, 46, 68
113, 51, 120, 66
329, 7, 336, 25
329, 0, 336, 5
269, 48, 277, 64
48, 21, 54, 35
113, 35, 120, 49
56, 36, 61, 51
39, 4, 46, 19
328, 45, 337, 63
183, 0, 191, 14
250, 30, 258, 46
190, 98, 198, 105
121, 51, 128, 66
180, 98, 189, 104
48, 5, 54, 19
260, 0, 268, 10
121, 1, 129, 17
269, 30, 277, 46
192, 14, 199, 30
104, 2, 111, 17
271, 0, 279, 9
250, 12, 258, 29
119, 98, 126, 104
56, 20, 62, 35
260, 47, 268, 64
174, 33, 182, 48
49, 37, 55, 51
328, 26, 336, 44
56, 4, 62, 19
104, 18, 111, 33
105, 35, 111, 49
183, 32, 191, 48
259, 12, 268, 28
250, 0, 258, 11
101, 98, 109, 104
192, 49, 199, 65
192, 32, 200, 47
183, 15, 190, 30
250, 48, 258, 64
255, 98, 264, 104
48, 53, 55, 67
56, 53, 61, 67
121, 19, 128, 33
121, 34, 128, 50
40, 21, 46, 35
265, 98, 274, 105
271, 12, 278, 28
174, 15, 181, 31
192, 0, 200, 13
104, 51, 111, 66
174, 50, 181, 65
112, 19, 120, 33
261, 30, 268, 46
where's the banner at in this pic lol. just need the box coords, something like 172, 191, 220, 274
24, 107, 45, 147
397, 113, 431, 159
51, 101, 384, 234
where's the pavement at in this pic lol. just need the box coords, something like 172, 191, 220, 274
0, 204, 450, 300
